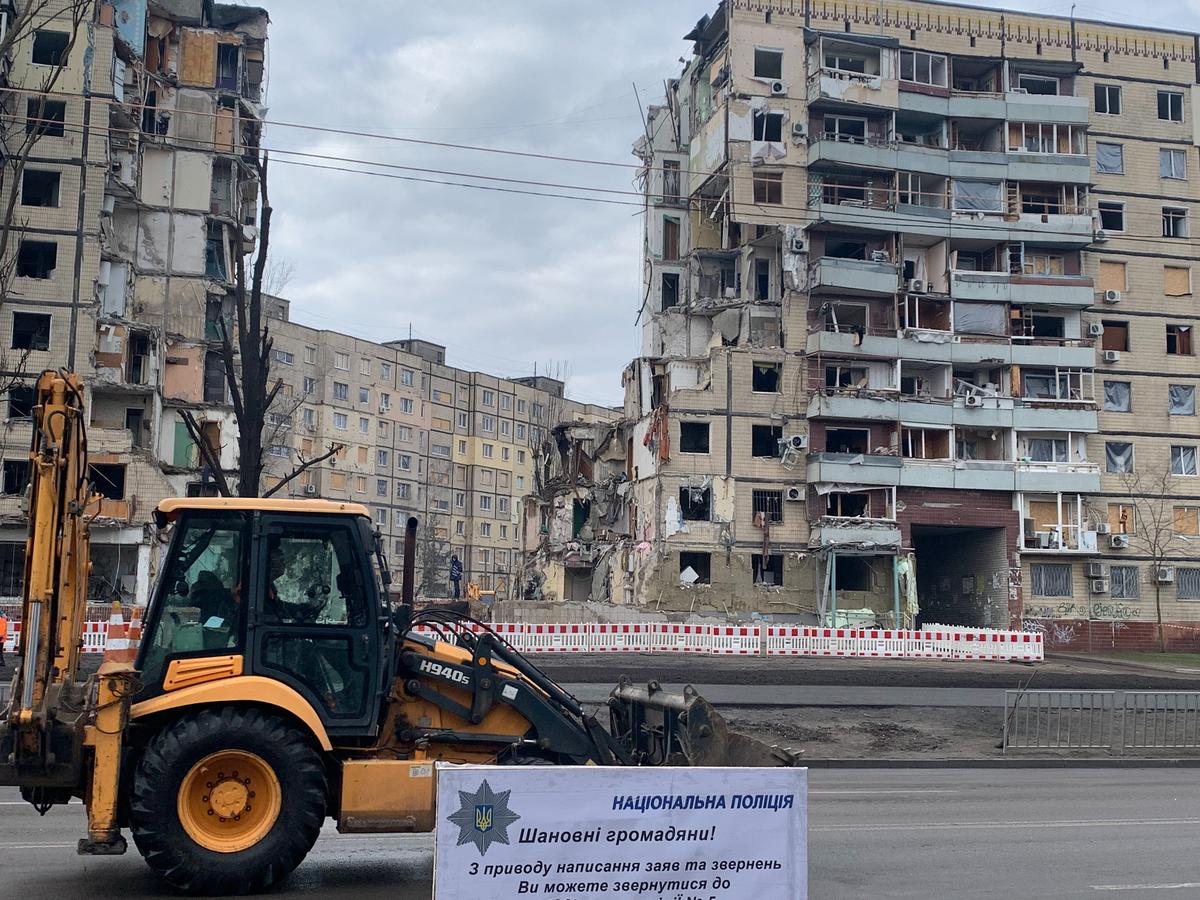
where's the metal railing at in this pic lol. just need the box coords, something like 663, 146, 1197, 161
1004, 690, 1200, 754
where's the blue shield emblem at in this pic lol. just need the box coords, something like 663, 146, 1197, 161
475, 804, 493, 833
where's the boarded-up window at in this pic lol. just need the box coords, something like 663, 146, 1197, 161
662, 216, 680, 260
179, 29, 217, 87
215, 106, 236, 152
1098, 260, 1126, 292
1174, 506, 1200, 535
1100, 321, 1128, 351
1165, 266, 1192, 296
1107, 503, 1134, 534
1027, 499, 1061, 532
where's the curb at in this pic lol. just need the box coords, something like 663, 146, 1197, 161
1050, 652, 1200, 676
799, 756, 1200, 768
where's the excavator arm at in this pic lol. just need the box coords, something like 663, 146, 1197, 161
0, 371, 131, 853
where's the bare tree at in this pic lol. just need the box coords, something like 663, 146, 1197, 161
1119, 464, 1190, 652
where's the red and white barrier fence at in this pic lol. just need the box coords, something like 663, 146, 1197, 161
1, 619, 1044, 662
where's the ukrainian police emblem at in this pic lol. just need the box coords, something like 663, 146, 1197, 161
447, 779, 520, 855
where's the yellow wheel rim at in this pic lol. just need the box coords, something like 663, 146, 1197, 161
177, 750, 282, 853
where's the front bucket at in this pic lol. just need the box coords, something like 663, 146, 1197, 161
608, 678, 799, 767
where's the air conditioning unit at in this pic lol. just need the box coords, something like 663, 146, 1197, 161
785, 486, 804, 501
908, 278, 927, 293
1156, 565, 1176, 584
1095, 230, 1109, 243
770, 80, 788, 96
1088, 322, 1105, 337
303, 484, 317, 495
1103, 290, 1122, 304
790, 237, 807, 254
1110, 533, 1130, 550
1086, 562, 1108, 579
1090, 578, 1110, 594
791, 121, 807, 140
871, 250, 890, 263
788, 434, 808, 450
964, 394, 984, 408
1095, 522, 1112, 535
1102, 349, 1121, 363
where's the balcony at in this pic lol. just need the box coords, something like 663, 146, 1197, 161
809, 516, 902, 549
1005, 149, 1091, 185
806, 451, 1080, 493
808, 392, 899, 422
808, 451, 903, 488
951, 270, 1094, 307
808, 257, 899, 296
1014, 461, 1101, 493
807, 68, 898, 109
1005, 90, 1089, 125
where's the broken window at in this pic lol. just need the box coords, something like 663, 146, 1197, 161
661, 272, 679, 309
21, 170, 60, 207
752, 553, 784, 586
17, 241, 56, 279
825, 302, 867, 333
952, 180, 1002, 212
1029, 314, 1064, 339
661, 159, 680, 201
752, 362, 780, 393
679, 551, 711, 585
753, 48, 782, 79
754, 258, 771, 300
752, 489, 783, 524
1170, 384, 1196, 416
901, 427, 950, 459
826, 492, 869, 517
1105, 441, 1134, 474
753, 111, 784, 142
1098, 202, 1125, 232
1031, 563, 1072, 597
1171, 445, 1198, 476
1095, 142, 1124, 175
833, 556, 872, 592
1027, 438, 1068, 462
205, 223, 228, 279
32, 30, 70, 66
11, 312, 50, 350
825, 239, 867, 260
1161, 148, 1188, 180
900, 49, 947, 86
126, 408, 145, 448
8, 385, 34, 419
1089, 385, 1121, 430
751, 425, 783, 458
825, 365, 867, 389
679, 485, 711, 521
752, 172, 782, 205
953, 302, 1006, 336
662, 216, 680, 260
89, 464, 126, 500
217, 43, 240, 91
1167, 324, 1193, 355
1164, 207, 1190, 238
203, 351, 225, 404
572, 499, 591, 535
1108, 503, 1134, 534
26, 99, 65, 137
1, 460, 30, 495
679, 421, 710, 454
825, 428, 869, 454
1094, 84, 1121, 114
1100, 321, 1128, 352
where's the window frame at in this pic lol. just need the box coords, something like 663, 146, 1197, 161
1094, 83, 1122, 115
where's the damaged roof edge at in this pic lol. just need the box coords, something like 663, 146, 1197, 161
684, 1, 728, 50
804, 28, 900, 50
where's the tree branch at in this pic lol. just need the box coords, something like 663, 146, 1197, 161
262, 442, 345, 499
180, 410, 233, 497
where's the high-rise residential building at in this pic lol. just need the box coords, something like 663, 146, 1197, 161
262, 306, 618, 599
0, 0, 268, 605
624, 0, 1200, 648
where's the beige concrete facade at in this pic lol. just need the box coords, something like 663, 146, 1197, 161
620, 0, 1200, 647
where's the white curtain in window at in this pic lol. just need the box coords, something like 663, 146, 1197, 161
1169, 385, 1196, 415
1172, 445, 1197, 475
1028, 439, 1066, 462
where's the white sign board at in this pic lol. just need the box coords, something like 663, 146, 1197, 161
434, 764, 807, 900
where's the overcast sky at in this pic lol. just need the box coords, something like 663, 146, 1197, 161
261, 0, 1196, 407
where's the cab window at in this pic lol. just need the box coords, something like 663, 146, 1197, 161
139, 514, 246, 688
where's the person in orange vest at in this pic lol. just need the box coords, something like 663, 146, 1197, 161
0, 610, 8, 669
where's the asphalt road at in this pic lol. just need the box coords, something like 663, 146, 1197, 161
4, 769, 1200, 899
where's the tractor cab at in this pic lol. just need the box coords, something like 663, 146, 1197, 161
137, 499, 392, 739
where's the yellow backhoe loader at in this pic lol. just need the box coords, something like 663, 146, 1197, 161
0, 371, 794, 894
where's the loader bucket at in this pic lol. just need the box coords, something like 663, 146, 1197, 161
607, 678, 800, 767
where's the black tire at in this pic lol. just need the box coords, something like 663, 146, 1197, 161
129, 706, 327, 895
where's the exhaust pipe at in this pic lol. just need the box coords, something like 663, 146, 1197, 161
401, 517, 417, 607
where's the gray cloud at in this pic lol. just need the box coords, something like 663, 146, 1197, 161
260, 0, 1199, 406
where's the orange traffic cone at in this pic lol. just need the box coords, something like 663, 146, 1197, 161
128, 606, 143, 655
101, 600, 135, 665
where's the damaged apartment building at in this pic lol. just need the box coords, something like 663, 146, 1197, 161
622, 0, 1200, 642
0, 0, 267, 605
